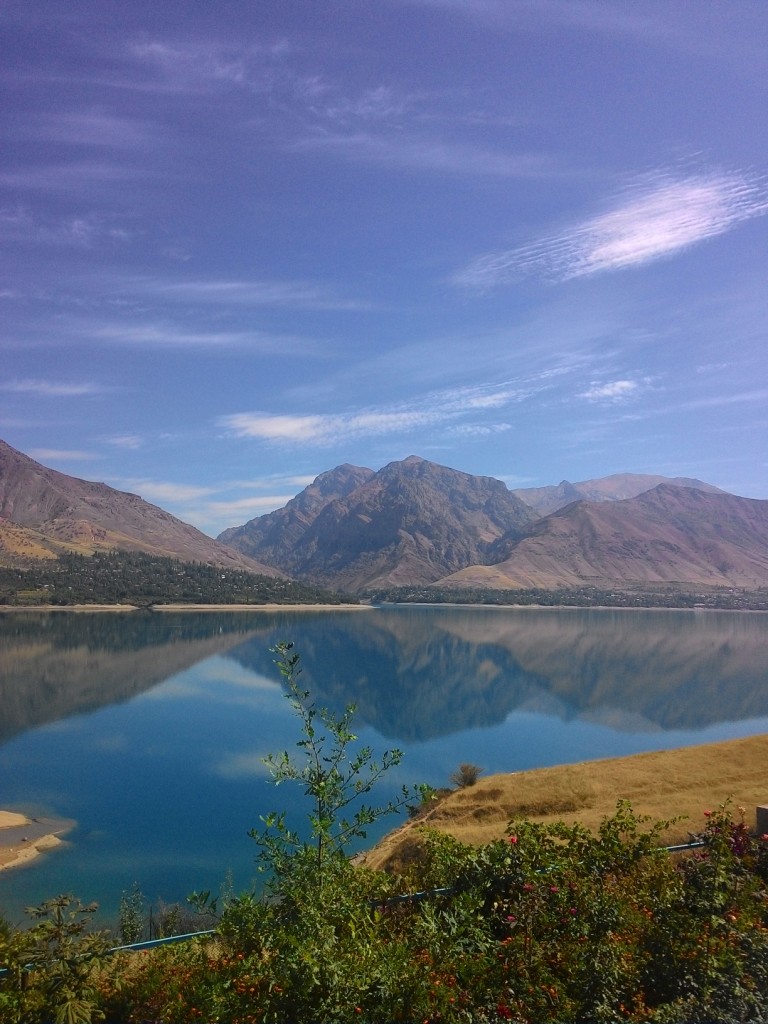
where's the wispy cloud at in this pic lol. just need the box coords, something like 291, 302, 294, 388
105, 434, 144, 450
205, 495, 298, 518
295, 131, 548, 177
577, 379, 644, 403
81, 321, 309, 351
0, 206, 135, 248
455, 169, 768, 288
132, 277, 370, 311
0, 160, 146, 195
12, 109, 159, 150
114, 480, 216, 503
221, 410, 434, 444
220, 380, 544, 446
410, 0, 766, 69
0, 378, 109, 396
29, 448, 99, 462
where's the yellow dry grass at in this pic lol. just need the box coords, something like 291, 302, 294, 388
361, 734, 768, 873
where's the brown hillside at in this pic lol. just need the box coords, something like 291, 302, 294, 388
0, 439, 279, 573
441, 484, 768, 590
513, 473, 724, 516
220, 456, 538, 593
360, 734, 768, 873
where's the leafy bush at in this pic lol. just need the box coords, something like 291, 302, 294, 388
6, 644, 768, 1023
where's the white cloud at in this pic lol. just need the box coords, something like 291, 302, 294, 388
105, 434, 144, 449
220, 380, 546, 447
578, 379, 641, 403
29, 448, 99, 462
16, 109, 158, 150
0, 378, 108, 396
295, 130, 548, 177
214, 752, 274, 780
206, 495, 298, 517
221, 409, 436, 444
456, 169, 768, 288
133, 277, 369, 311
115, 479, 216, 502
82, 321, 307, 351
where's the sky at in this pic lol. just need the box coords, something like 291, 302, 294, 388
2, 1, 767, 537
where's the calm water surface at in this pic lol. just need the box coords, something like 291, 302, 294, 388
1, 605, 768, 924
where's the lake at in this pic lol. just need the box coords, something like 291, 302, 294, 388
2, 604, 768, 925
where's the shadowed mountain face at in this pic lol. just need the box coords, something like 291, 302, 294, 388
444, 484, 768, 590
0, 439, 279, 574
512, 473, 725, 516
225, 605, 768, 741
218, 463, 375, 565
219, 456, 538, 593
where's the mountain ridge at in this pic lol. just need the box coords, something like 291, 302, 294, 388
512, 472, 725, 516
219, 455, 538, 592
440, 483, 768, 591
0, 439, 279, 574
6, 439, 766, 599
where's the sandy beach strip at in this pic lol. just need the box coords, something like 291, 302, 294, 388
150, 602, 369, 612
0, 812, 75, 872
0, 602, 369, 613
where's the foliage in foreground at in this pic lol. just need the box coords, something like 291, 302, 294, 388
3, 645, 768, 1023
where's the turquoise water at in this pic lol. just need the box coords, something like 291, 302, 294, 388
1, 605, 768, 925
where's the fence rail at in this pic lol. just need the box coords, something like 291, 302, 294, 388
0, 836, 707, 978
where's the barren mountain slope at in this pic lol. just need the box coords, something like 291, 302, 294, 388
265, 455, 539, 592
0, 439, 279, 573
218, 463, 374, 565
440, 484, 768, 590
513, 473, 724, 516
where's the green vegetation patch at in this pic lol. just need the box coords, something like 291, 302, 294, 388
369, 582, 768, 610
0, 550, 352, 607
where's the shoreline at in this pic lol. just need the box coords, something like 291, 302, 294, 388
5, 734, 768, 875
359, 733, 768, 873
0, 602, 369, 613
2, 600, 767, 614
0, 812, 75, 873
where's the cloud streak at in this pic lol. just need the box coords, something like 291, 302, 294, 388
132, 277, 370, 311
0, 378, 109, 396
578, 379, 643, 403
294, 131, 549, 178
456, 170, 768, 288
29, 448, 98, 462
219, 380, 544, 446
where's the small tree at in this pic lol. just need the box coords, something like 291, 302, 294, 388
250, 641, 429, 890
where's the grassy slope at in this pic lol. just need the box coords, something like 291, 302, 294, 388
361, 733, 768, 872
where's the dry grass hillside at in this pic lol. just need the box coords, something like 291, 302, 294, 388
359, 734, 768, 873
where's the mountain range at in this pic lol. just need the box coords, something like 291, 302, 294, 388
219, 454, 768, 594
0, 439, 276, 575
3, 438, 768, 597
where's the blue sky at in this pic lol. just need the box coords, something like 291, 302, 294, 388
2, 1, 767, 536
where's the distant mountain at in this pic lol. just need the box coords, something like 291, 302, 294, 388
0, 439, 279, 574
219, 455, 538, 593
441, 484, 768, 590
513, 473, 725, 516
218, 463, 375, 565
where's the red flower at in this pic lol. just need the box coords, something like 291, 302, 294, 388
507, 834, 518, 844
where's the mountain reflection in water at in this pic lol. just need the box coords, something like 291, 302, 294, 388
2, 606, 768, 744
1, 606, 767, 924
